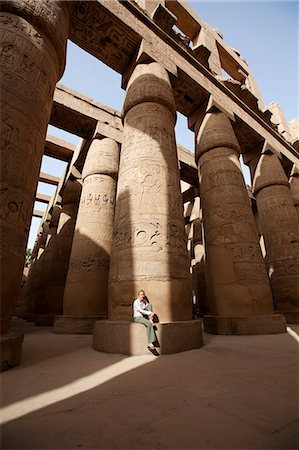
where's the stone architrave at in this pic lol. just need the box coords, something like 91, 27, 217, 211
34, 180, 81, 326
54, 138, 120, 334
109, 62, 192, 322
0, 0, 70, 370
194, 109, 286, 334
253, 152, 299, 323
289, 166, 299, 219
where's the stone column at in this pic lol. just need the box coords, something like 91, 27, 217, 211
35, 180, 81, 326
0, 0, 70, 369
253, 151, 299, 323
93, 62, 202, 355
194, 108, 286, 334
54, 138, 120, 334
289, 166, 299, 218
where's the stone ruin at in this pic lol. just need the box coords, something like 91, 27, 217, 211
1, 0, 299, 370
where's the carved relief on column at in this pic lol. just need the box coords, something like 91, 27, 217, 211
18, 205, 62, 321
35, 180, 81, 325
253, 151, 299, 323
191, 217, 207, 317
109, 62, 192, 322
0, 0, 70, 334
62, 138, 119, 318
194, 108, 286, 334
289, 166, 299, 218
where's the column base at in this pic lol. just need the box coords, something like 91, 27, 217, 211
203, 314, 286, 335
1, 332, 24, 371
280, 311, 299, 324
93, 320, 203, 355
35, 315, 55, 326
53, 315, 106, 334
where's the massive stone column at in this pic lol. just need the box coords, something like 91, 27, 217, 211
54, 138, 120, 334
35, 180, 81, 326
94, 62, 202, 355
194, 108, 286, 334
253, 151, 299, 323
0, 0, 70, 369
110, 62, 191, 322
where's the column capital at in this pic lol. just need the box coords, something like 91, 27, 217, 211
122, 60, 177, 122
188, 95, 235, 131
122, 38, 178, 90
1, 0, 70, 78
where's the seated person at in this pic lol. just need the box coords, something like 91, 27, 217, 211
132, 289, 159, 355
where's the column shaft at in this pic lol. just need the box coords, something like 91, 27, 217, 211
0, 0, 70, 334
109, 62, 192, 322
253, 152, 299, 323
55, 139, 119, 333
195, 110, 285, 334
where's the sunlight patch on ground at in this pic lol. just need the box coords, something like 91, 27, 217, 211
286, 326, 299, 344
0, 355, 155, 425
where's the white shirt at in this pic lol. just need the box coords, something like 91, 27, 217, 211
133, 299, 152, 318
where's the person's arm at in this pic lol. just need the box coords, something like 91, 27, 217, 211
135, 301, 152, 316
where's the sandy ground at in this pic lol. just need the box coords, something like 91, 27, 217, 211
0, 318, 298, 450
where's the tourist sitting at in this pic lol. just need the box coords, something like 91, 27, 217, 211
132, 290, 159, 356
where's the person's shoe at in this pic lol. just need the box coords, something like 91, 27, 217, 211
147, 346, 159, 356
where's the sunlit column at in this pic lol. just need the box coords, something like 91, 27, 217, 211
0, 0, 71, 337
108, 62, 192, 322
194, 108, 286, 334
35, 180, 81, 326
253, 151, 299, 323
55, 138, 119, 333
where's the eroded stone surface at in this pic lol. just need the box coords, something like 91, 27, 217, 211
253, 152, 299, 322
62, 138, 119, 319
109, 62, 192, 322
0, 0, 69, 334
194, 110, 281, 333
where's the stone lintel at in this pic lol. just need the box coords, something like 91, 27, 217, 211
1, 333, 24, 371
32, 209, 45, 219
51, 84, 122, 139
44, 135, 76, 163
203, 314, 286, 335
152, 4, 177, 34
93, 320, 203, 355
39, 172, 60, 186
35, 193, 51, 204
53, 315, 106, 334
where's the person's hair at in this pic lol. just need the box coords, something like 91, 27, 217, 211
138, 290, 145, 295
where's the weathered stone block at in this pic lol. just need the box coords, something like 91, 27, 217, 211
1, 333, 24, 371
203, 314, 286, 335
93, 320, 203, 355
53, 315, 105, 334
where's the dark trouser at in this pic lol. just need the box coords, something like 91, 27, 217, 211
133, 316, 157, 344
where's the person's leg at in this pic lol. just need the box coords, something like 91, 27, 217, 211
133, 317, 157, 344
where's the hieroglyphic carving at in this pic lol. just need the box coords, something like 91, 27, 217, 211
62, 138, 119, 318
0, 2, 70, 333
69, 1, 139, 73
253, 153, 299, 315
195, 111, 274, 319
109, 62, 191, 322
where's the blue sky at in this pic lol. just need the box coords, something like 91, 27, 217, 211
28, 0, 298, 249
